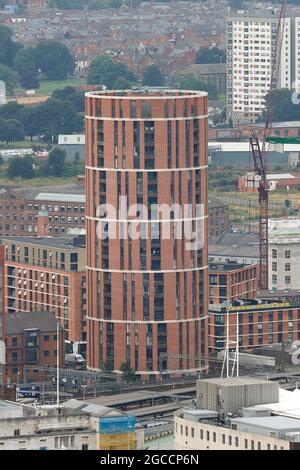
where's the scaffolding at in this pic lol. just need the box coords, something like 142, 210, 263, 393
98, 416, 137, 450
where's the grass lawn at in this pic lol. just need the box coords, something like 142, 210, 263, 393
0, 174, 75, 187
212, 188, 299, 232
16, 77, 87, 96
0, 140, 37, 149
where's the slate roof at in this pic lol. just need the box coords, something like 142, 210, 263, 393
4, 311, 58, 335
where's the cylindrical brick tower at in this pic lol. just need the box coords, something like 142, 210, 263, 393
85, 89, 208, 377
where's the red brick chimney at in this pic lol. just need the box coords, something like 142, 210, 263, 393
37, 210, 49, 237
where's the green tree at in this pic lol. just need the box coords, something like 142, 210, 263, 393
113, 77, 133, 90
179, 75, 218, 100
88, 55, 136, 88
17, 107, 43, 140
263, 88, 300, 122
73, 151, 80, 165
52, 86, 85, 112
47, 146, 66, 176
36, 160, 49, 177
0, 119, 25, 144
0, 64, 19, 94
19, 155, 35, 178
0, 25, 22, 67
13, 47, 37, 76
17, 99, 82, 141
101, 360, 114, 373
33, 41, 75, 80
142, 64, 164, 87
119, 362, 137, 383
195, 47, 226, 64
7, 155, 35, 179
20, 71, 40, 90
7, 157, 21, 178
38, 99, 83, 141
0, 101, 24, 120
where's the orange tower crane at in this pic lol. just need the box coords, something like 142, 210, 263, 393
249, 0, 287, 290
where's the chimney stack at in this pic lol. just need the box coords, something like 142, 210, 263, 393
37, 210, 49, 237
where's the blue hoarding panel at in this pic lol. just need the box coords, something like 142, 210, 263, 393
99, 416, 135, 435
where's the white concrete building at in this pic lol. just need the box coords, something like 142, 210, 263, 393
174, 409, 291, 450
226, 9, 297, 125
0, 399, 143, 450
174, 377, 300, 451
0, 401, 96, 450
269, 218, 300, 291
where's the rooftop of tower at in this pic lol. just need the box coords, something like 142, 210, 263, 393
85, 88, 207, 100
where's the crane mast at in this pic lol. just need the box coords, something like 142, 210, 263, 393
249, 0, 287, 290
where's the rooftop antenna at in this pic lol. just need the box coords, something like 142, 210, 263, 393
231, 310, 239, 378
221, 309, 239, 378
56, 321, 60, 407
221, 310, 230, 378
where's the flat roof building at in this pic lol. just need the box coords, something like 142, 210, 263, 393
227, 10, 291, 125
209, 297, 300, 353
57, 134, 85, 162
0, 399, 143, 450
209, 230, 259, 265
175, 376, 300, 450
269, 218, 300, 291
209, 262, 258, 304
0, 184, 85, 238
2, 310, 64, 384
2, 235, 86, 358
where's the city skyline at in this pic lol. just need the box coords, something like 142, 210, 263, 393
1, 0, 300, 454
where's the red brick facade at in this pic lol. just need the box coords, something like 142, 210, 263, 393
0, 189, 85, 237
2, 237, 86, 352
4, 311, 65, 384
85, 90, 209, 376
209, 300, 300, 352
209, 263, 258, 305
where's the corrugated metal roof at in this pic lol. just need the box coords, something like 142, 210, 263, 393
198, 377, 270, 386
209, 231, 260, 260
209, 141, 300, 152
250, 121, 300, 129
35, 193, 85, 203
62, 399, 128, 417
2, 184, 85, 200
266, 173, 295, 179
